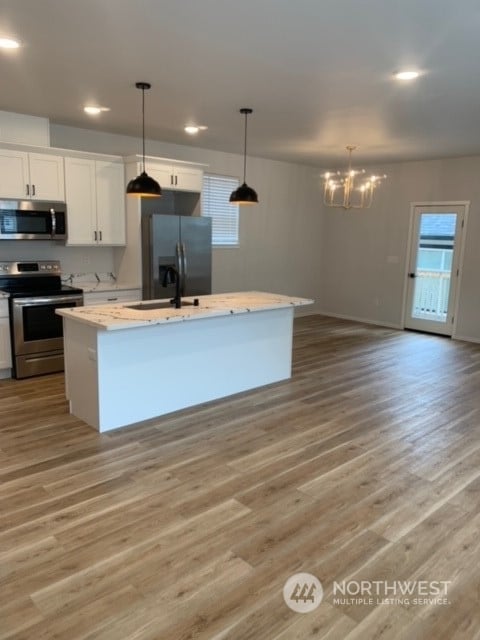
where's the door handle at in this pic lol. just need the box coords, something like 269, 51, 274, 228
408, 273, 416, 278
175, 242, 182, 281
32, 184, 36, 196
26, 184, 29, 196
181, 242, 187, 295
50, 208, 56, 238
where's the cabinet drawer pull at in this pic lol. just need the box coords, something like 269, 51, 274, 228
107, 297, 118, 301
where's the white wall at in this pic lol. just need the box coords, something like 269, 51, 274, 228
50, 124, 323, 310
320, 155, 480, 341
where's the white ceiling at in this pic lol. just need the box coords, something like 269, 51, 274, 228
1, 0, 480, 167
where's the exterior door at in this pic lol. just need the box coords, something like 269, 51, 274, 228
404, 203, 466, 335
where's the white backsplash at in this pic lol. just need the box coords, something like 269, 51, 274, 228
0, 241, 116, 275
63, 271, 117, 286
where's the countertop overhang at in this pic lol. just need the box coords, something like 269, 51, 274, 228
56, 291, 314, 331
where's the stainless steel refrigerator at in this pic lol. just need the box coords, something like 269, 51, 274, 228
141, 213, 212, 300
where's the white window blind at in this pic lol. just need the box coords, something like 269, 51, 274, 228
202, 174, 239, 246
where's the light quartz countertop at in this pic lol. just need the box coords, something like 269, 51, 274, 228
56, 291, 314, 331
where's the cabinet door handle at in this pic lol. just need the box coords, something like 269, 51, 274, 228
26, 184, 30, 196
32, 184, 36, 196
99, 230, 102, 241
170, 174, 173, 185
94, 230, 97, 241
175, 175, 178, 186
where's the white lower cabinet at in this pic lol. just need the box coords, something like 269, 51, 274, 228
82, 289, 141, 306
0, 301, 12, 375
65, 158, 125, 246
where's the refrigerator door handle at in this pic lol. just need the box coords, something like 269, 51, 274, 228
181, 242, 187, 296
175, 242, 182, 275
175, 241, 185, 295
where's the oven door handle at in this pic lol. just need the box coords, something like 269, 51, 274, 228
12, 295, 84, 306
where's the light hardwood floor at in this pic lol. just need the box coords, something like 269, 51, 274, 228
1, 316, 480, 640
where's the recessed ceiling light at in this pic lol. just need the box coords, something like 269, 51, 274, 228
394, 70, 420, 81
0, 37, 20, 49
184, 125, 208, 135
84, 105, 111, 115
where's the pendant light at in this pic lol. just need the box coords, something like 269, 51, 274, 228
126, 82, 162, 198
229, 107, 258, 205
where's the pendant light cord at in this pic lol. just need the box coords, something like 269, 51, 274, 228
141, 86, 146, 173
243, 111, 248, 183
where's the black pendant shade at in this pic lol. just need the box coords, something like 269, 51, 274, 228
230, 107, 258, 205
126, 82, 162, 198
126, 171, 162, 198
229, 182, 258, 204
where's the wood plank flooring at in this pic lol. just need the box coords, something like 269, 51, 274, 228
1, 315, 480, 639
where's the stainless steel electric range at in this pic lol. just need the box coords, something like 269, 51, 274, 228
0, 261, 83, 378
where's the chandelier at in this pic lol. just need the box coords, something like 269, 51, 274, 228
323, 146, 386, 209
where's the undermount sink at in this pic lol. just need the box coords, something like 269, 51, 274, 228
126, 299, 199, 311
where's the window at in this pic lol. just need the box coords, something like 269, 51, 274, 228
202, 174, 239, 246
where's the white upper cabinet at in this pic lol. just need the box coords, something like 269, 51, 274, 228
28, 153, 65, 201
64, 157, 97, 245
0, 148, 64, 201
95, 161, 126, 245
0, 150, 28, 198
145, 161, 203, 192
65, 157, 125, 246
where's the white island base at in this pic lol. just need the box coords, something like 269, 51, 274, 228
59, 292, 313, 432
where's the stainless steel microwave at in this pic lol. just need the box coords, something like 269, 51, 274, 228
0, 199, 67, 240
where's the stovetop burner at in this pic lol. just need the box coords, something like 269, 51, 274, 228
6, 284, 84, 298
0, 260, 83, 297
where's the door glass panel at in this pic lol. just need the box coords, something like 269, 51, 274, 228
411, 213, 456, 324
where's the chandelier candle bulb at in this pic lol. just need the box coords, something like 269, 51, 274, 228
323, 146, 386, 209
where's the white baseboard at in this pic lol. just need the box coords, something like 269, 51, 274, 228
294, 308, 322, 318
452, 334, 480, 344
317, 310, 403, 330
317, 312, 480, 345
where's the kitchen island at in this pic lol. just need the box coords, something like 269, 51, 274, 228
57, 292, 313, 431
